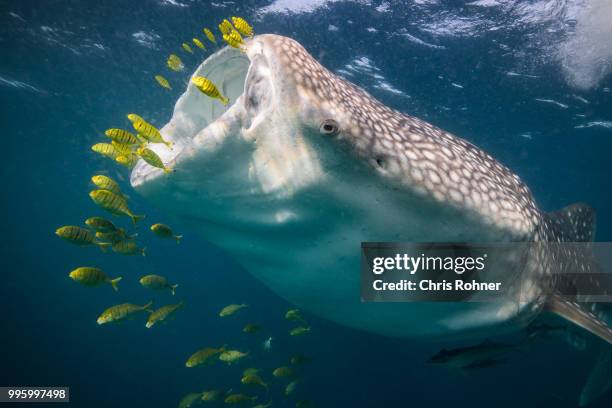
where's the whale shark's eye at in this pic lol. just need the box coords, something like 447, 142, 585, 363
320, 119, 339, 135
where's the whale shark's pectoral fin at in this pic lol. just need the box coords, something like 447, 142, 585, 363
545, 294, 612, 344
545, 203, 612, 344
545, 203, 597, 242
543, 203, 612, 344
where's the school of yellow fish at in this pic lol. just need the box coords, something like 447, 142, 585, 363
179, 304, 314, 408
58, 15, 317, 407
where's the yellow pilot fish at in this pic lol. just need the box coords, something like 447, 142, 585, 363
150, 223, 182, 243
224, 394, 257, 405
115, 154, 139, 168
91, 143, 121, 160
219, 303, 248, 317
218, 19, 233, 35
241, 374, 268, 390
89, 189, 144, 224
178, 393, 202, 408
145, 301, 184, 328
55, 226, 108, 250
272, 366, 293, 377
104, 128, 139, 145
129, 115, 173, 149
136, 147, 173, 173
201, 390, 224, 402
285, 380, 298, 396
91, 175, 123, 196
96, 301, 152, 325
139, 274, 178, 295
111, 239, 145, 256
289, 326, 311, 336
223, 29, 244, 49
192, 76, 229, 105
167, 53, 184, 72
231, 17, 253, 38
192, 38, 205, 50
69, 267, 122, 291
126, 113, 144, 124
219, 349, 248, 364
185, 347, 225, 367
155, 74, 171, 90
95, 228, 136, 243
85, 216, 118, 233
111, 141, 134, 156
182, 42, 194, 54
203, 28, 216, 44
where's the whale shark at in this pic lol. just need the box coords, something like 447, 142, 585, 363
131, 34, 611, 343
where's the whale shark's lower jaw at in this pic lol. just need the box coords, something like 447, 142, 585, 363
129, 35, 558, 340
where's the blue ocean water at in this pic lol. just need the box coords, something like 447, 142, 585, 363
1, 1, 611, 407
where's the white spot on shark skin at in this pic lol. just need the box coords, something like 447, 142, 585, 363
451, 82, 464, 89
132, 31, 161, 50
328, 24, 339, 32
366, 27, 377, 33
534, 98, 569, 109
0, 75, 47, 94
574, 121, 612, 130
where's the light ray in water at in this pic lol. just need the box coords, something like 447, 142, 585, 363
0, 75, 47, 94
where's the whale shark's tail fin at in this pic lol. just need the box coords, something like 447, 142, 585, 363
543, 203, 612, 344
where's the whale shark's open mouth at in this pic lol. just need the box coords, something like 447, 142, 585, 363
131, 35, 329, 207
131, 45, 252, 190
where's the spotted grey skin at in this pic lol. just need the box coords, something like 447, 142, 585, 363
271, 35, 539, 237
131, 34, 611, 342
